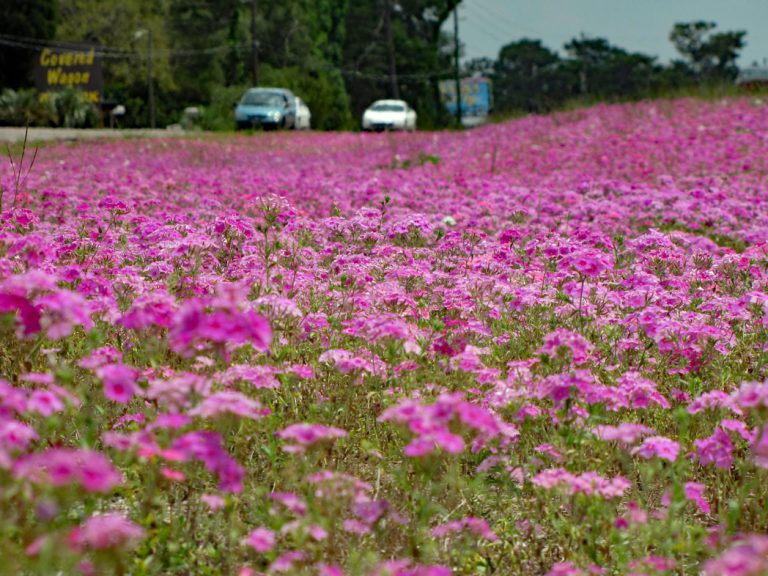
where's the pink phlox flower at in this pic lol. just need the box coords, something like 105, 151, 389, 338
78, 346, 123, 370
147, 412, 193, 431
278, 423, 348, 452
688, 390, 742, 415
720, 419, 755, 442
169, 297, 272, 357
536, 370, 609, 407
559, 247, 613, 278
19, 372, 54, 385
343, 313, 414, 343
317, 565, 345, 576
593, 423, 654, 445
631, 436, 680, 462
67, 512, 144, 551
532, 468, 630, 499
26, 390, 64, 417
694, 428, 735, 469
684, 482, 711, 514
449, 346, 490, 373
112, 412, 146, 429
546, 562, 585, 576
0, 291, 42, 338
703, 534, 768, 576
535, 443, 564, 461
614, 372, 670, 410
118, 291, 177, 330
628, 556, 676, 572
96, 363, 140, 404
269, 551, 306, 573
431, 516, 498, 541
13, 448, 122, 492
218, 364, 280, 389
201, 493, 227, 510
342, 518, 371, 535
306, 471, 371, 501
751, 425, 768, 469
190, 391, 268, 420
146, 372, 211, 410
172, 431, 244, 493
242, 527, 276, 553
379, 393, 506, 457
0, 420, 38, 461
372, 561, 452, 576
0, 379, 29, 414
270, 491, 308, 516
253, 294, 303, 320
212, 213, 254, 239
319, 349, 374, 375
731, 380, 768, 412
537, 329, 594, 365
288, 364, 314, 379
35, 290, 93, 339
97, 196, 129, 214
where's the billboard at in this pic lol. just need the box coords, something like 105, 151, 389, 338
34, 44, 103, 103
439, 77, 492, 120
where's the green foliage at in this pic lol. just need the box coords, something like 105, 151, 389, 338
670, 21, 746, 82
260, 65, 353, 130
0, 89, 54, 127
488, 22, 748, 118
49, 87, 98, 128
0, 0, 58, 88
494, 39, 571, 113
564, 36, 660, 99
200, 84, 249, 131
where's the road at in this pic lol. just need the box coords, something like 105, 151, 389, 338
0, 127, 188, 144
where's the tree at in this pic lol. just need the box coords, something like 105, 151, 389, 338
564, 35, 659, 99
0, 0, 58, 89
342, 0, 461, 127
56, 0, 173, 126
493, 38, 569, 112
669, 21, 745, 82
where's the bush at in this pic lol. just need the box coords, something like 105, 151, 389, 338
48, 87, 97, 128
0, 88, 54, 126
200, 84, 248, 132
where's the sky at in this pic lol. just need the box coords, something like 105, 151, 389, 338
448, 0, 768, 67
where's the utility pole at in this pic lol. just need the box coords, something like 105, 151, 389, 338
251, 0, 259, 85
135, 29, 155, 129
453, 5, 462, 127
148, 29, 155, 129
383, 0, 399, 98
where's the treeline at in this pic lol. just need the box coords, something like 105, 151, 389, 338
472, 22, 747, 115
0, 0, 750, 129
1, 0, 460, 129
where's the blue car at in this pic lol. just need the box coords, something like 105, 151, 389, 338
235, 88, 297, 131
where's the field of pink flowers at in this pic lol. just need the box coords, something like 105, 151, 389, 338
1, 97, 768, 575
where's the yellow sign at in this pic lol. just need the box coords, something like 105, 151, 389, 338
34, 44, 103, 102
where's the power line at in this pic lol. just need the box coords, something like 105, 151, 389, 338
0, 32, 248, 60
0, 31, 453, 82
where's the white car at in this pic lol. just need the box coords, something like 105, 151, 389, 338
294, 97, 311, 130
362, 99, 416, 132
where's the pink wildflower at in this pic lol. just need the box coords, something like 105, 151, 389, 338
96, 363, 139, 404
243, 527, 276, 553
631, 436, 680, 462
277, 423, 348, 453
67, 513, 144, 551
703, 534, 768, 576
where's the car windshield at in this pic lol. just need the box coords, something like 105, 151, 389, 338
241, 92, 284, 107
370, 103, 405, 112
